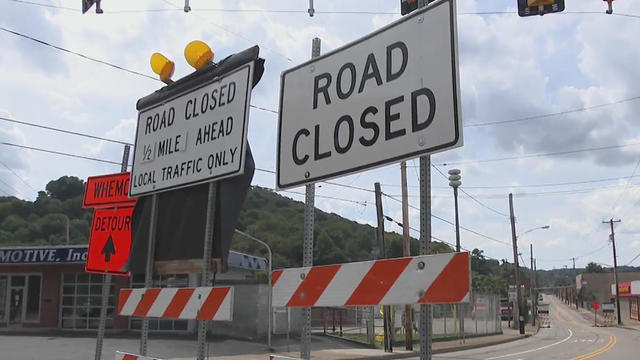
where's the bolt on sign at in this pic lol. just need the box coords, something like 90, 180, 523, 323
129, 62, 254, 196
277, 0, 462, 189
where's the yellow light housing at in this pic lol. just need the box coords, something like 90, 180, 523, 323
184, 40, 214, 70
150, 52, 175, 84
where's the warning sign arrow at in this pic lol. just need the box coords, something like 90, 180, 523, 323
101, 235, 116, 262
86, 206, 134, 276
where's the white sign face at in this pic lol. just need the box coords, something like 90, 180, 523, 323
130, 62, 253, 196
276, 0, 462, 189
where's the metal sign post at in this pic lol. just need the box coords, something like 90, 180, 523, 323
197, 182, 217, 360
300, 37, 321, 360
419, 155, 432, 360
94, 144, 130, 360
140, 193, 158, 355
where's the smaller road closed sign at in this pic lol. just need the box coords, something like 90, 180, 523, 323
86, 206, 135, 276
130, 62, 254, 196
277, 0, 462, 189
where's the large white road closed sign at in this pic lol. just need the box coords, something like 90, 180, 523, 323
277, 0, 462, 189
130, 62, 253, 196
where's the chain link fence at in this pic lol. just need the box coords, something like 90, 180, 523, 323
309, 293, 502, 346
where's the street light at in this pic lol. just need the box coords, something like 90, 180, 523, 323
234, 229, 273, 349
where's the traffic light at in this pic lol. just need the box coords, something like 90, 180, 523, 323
603, 0, 614, 15
517, 0, 565, 16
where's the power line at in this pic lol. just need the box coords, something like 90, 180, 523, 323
0, 26, 278, 114
0, 116, 134, 146
6, 0, 79, 11
161, 0, 294, 63
382, 192, 511, 246
432, 141, 640, 166
465, 95, 640, 128
611, 157, 640, 217
0, 159, 37, 192
1, 142, 123, 166
0, 26, 156, 80
0, 177, 24, 198
538, 243, 609, 263
431, 164, 508, 217
625, 251, 640, 266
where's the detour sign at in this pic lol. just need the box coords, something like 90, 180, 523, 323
86, 206, 134, 276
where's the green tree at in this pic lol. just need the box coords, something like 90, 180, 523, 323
585, 262, 606, 273
45, 176, 85, 201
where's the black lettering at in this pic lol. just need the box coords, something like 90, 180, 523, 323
358, 53, 383, 93
336, 63, 356, 100
209, 89, 218, 110
313, 73, 332, 109
201, 93, 209, 114
334, 115, 354, 154
385, 96, 405, 140
292, 128, 310, 165
314, 124, 331, 160
145, 116, 152, 134
219, 84, 227, 106
167, 107, 175, 126
411, 88, 436, 132
227, 81, 236, 104
226, 116, 233, 135
185, 100, 192, 120
386, 41, 408, 82
359, 106, 379, 147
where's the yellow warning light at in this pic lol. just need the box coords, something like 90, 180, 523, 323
184, 40, 214, 70
150, 52, 175, 84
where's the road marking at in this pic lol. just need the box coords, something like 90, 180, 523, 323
553, 297, 617, 360
484, 328, 574, 360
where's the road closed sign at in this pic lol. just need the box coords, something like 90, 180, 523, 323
277, 0, 462, 189
130, 62, 254, 196
86, 206, 135, 276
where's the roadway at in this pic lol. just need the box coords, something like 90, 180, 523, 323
411, 294, 640, 360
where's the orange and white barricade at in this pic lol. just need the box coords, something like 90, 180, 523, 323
115, 351, 164, 360
118, 286, 233, 321
269, 355, 301, 360
272, 253, 470, 307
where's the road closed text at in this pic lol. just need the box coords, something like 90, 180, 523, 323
277, 1, 461, 188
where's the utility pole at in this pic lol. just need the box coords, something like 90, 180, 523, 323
572, 257, 576, 270
375, 182, 393, 352
530, 244, 535, 326
508, 193, 524, 334
400, 162, 413, 350
604, 218, 622, 325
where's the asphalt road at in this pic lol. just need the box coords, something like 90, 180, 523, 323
411, 295, 640, 360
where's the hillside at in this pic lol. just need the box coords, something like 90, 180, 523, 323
0, 176, 452, 268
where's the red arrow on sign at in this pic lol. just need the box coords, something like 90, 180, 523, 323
86, 206, 135, 276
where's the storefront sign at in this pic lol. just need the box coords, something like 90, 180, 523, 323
0, 246, 88, 265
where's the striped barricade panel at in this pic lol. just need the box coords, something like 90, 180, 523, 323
115, 351, 164, 360
272, 252, 470, 307
269, 355, 301, 360
118, 286, 233, 321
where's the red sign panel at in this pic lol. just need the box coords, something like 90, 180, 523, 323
83, 172, 136, 208
86, 206, 135, 276
592, 302, 600, 311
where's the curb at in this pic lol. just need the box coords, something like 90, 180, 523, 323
338, 334, 531, 360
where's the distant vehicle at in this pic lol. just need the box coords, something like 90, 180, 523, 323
500, 299, 513, 321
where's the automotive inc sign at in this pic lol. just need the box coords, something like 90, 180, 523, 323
277, 0, 462, 189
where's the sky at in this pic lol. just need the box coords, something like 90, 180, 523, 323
1, 0, 640, 270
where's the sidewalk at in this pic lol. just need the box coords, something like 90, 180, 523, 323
568, 302, 640, 330
214, 325, 537, 360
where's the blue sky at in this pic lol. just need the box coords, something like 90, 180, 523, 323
1, 0, 640, 270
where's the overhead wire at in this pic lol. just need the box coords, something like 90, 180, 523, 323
431, 164, 508, 217
432, 141, 640, 166
0, 116, 134, 146
0, 159, 37, 192
0, 177, 24, 198
610, 157, 640, 217
1, 142, 123, 166
0, 26, 278, 114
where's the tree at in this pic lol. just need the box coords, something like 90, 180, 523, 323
585, 262, 606, 273
45, 176, 85, 201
